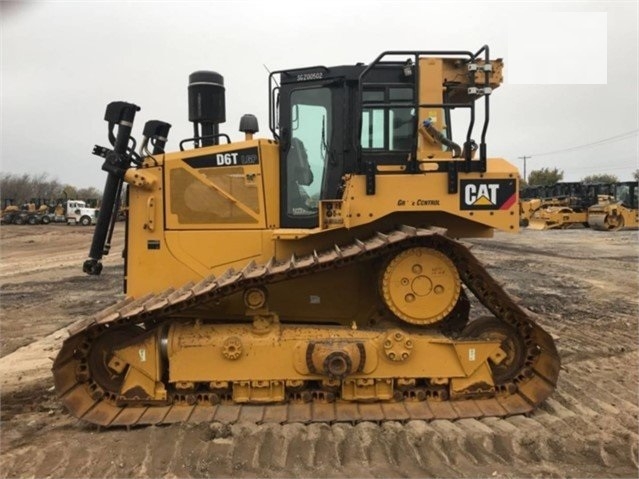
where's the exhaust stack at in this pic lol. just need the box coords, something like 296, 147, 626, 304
188, 71, 225, 147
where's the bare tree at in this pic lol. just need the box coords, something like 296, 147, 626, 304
0, 173, 102, 207
77, 187, 102, 200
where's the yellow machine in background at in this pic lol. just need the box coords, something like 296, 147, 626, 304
53, 46, 559, 426
588, 181, 639, 230
526, 183, 609, 230
522, 183, 582, 230
523, 182, 637, 231
518, 185, 556, 227
528, 206, 586, 230
519, 197, 543, 226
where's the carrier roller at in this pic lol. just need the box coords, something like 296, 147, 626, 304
52, 227, 560, 427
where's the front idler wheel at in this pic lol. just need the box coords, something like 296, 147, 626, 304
462, 317, 525, 385
87, 326, 144, 394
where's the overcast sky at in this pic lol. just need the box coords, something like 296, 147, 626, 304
1, 0, 637, 189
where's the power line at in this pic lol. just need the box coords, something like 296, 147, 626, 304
567, 159, 639, 173
527, 129, 638, 158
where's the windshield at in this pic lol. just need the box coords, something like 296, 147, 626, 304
285, 87, 331, 218
615, 183, 636, 207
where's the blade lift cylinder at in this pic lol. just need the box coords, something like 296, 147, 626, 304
83, 101, 140, 276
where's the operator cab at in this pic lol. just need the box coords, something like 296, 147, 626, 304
615, 182, 638, 209
274, 62, 421, 228
271, 48, 498, 228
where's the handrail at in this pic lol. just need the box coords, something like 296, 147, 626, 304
266, 46, 495, 191
179, 134, 231, 151
356, 46, 492, 171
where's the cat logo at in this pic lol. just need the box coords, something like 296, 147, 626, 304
464, 183, 500, 206
460, 179, 517, 211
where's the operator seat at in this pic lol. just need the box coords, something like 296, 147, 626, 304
286, 137, 314, 214
289, 137, 313, 186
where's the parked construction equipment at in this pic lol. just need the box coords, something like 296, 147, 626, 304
527, 182, 609, 230
588, 181, 638, 230
521, 182, 636, 231
53, 46, 559, 426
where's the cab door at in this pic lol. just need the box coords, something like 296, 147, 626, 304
279, 81, 344, 228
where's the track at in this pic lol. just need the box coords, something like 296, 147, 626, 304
52, 226, 560, 427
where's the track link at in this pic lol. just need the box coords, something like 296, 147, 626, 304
52, 226, 560, 427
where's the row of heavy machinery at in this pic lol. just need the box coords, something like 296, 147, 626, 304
519, 181, 638, 230
53, 46, 562, 427
0, 199, 100, 226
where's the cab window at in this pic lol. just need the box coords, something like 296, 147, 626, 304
285, 87, 331, 218
361, 87, 414, 151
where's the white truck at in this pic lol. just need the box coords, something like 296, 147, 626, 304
61, 200, 99, 226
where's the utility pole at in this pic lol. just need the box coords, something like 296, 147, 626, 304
518, 155, 531, 182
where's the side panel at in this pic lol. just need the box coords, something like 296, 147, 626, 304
125, 140, 281, 298
164, 141, 268, 230
163, 230, 268, 277
341, 158, 519, 234
126, 167, 199, 297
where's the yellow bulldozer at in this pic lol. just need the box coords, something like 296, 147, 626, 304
53, 46, 559, 427
588, 181, 639, 230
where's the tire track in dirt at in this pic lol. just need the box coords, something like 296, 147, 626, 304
2, 411, 637, 478
0, 266, 123, 357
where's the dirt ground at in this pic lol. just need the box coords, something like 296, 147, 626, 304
1, 223, 637, 478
